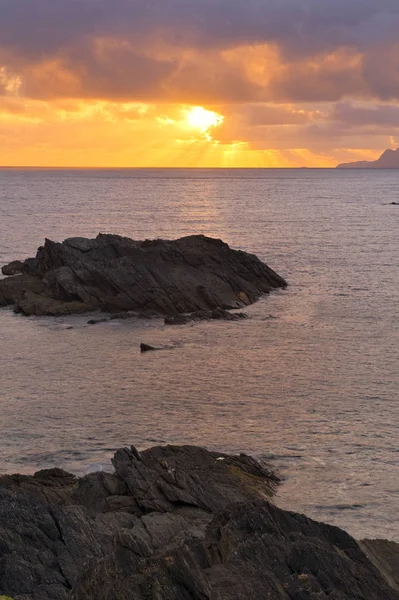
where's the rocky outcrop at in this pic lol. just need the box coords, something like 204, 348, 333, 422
0, 445, 397, 600
336, 147, 399, 168
0, 234, 286, 317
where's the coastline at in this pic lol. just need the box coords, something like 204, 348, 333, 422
1, 444, 398, 599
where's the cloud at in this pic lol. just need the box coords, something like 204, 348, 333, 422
2, 0, 399, 167
331, 101, 399, 126
2, 0, 399, 57
1, 0, 399, 103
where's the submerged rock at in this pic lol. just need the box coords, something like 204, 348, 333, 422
164, 307, 248, 325
0, 234, 287, 317
0, 444, 397, 600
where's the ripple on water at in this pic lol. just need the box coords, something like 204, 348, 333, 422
0, 168, 398, 541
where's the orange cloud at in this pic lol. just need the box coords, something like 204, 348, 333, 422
1, 0, 399, 166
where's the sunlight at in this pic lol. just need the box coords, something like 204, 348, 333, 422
184, 106, 224, 139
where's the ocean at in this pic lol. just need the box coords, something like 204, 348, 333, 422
0, 167, 398, 541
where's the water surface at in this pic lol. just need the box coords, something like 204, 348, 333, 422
0, 168, 398, 540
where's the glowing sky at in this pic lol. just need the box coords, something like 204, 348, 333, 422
1, 0, 399, 167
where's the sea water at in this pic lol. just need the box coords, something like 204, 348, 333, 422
0, 167, 398, 541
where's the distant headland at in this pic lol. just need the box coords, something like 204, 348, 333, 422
336, 148, 399, 169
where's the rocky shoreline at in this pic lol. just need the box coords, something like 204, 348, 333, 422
0, 444, 398, 599
0, 234, 287, 317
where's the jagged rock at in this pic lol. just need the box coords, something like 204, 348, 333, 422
0, 234, 286, 317
0, 445, 397, 600
75, 501, 399, 600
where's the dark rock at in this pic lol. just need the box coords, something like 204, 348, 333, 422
0, 445, 397, 600
165, 308, 248, 325
111, 445, 279, 514
1, 260, 25, 276
13, 291, 94, 316
87, 317, 110, 325
0, 234, 286, 317
360, 539, 399, 591
164, 314, 193, 325
0, 274, 47, 307
140, 343, 159, 352
390, 201, 399, 205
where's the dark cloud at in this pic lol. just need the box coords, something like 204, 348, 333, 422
23, 41, 177, 100
1, 0, 399, 57
331, 102, 399, 126
268, 50, 367, 102
1, 0, 399, 103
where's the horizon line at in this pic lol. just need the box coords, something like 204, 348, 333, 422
0, 165, 335, 170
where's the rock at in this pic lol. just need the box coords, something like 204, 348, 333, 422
75, 501, 399, 600
140, 343, 159, 352
164, 314, 193, 325
165, 308, 248, 325
0, 234, 287, 317
87, 317, 110, 325
390, 201, 399, 205
360, 539, 399, 591
0, 274, 46, 307
14, 290, 94, 316
88, 312, 154, 326
1, 260, 24, 276
0, 445, 397, 600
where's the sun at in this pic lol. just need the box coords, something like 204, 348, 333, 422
184, 106, 224, 138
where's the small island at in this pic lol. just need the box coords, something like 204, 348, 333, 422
336, 147, 399, 169
0, 444, 398, 599
0, 234, 287, 318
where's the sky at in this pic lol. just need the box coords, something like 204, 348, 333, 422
1, 0, 399, 167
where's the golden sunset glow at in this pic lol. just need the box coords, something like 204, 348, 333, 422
184, 107, 224, 138
0, 1, 397, 167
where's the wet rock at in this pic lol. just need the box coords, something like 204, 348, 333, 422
0, 234, 287, 317
140, 343, 159, 352
0, 445, 397, 600
165, 308, 248, 325
164, 314, 193, 325
1, 260, 25, 276
87, 317, 110, 325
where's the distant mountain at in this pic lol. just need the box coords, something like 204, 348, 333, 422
336, 148, 399, 169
